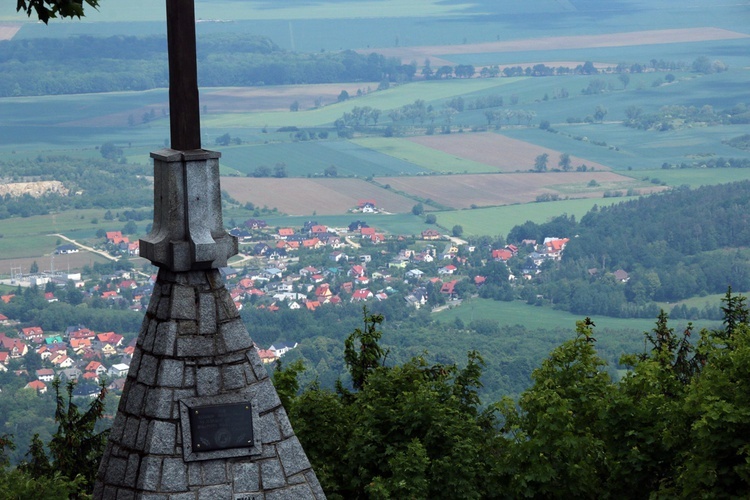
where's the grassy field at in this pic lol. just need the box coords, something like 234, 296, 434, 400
434, 196, 639, 237
202, 79, 521, 128
218, 140, 426, 177
352, 137, 494, 174
0, 209, 124, 273
436, 297, 720, 335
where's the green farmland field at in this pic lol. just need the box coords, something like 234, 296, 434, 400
435, 297, 720, 339
434, 197, 639, 238
202, 79, 521, 129
352, 137, 494, 174
218, 140, 426, 177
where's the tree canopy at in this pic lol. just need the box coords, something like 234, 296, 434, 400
17, 0, 99, 24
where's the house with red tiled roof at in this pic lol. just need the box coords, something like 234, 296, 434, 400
0, 333, 28, 358
310, 225, 328, 235
21, 326, 44, 343
305, 301, 320, 311
96, 332, 124, 347
44, 292, 58, 303
127, 241, 140, 256
25, 380, 47, 393
36, 368, 55, 382
0, 352, 9, 366
543, 237, 570, 260
303, 238, 322, 249
257, 349, 278, 364
359, 227, 376, 237
348, 265, 366, 278
492, 249, 513, 262
421, 229, 441, 240
105, 231, 129, 245
440, 280, 459, 298
86, 361, 107, 376
351, 289, 373, 302
1, 294, 15, 304
439, 264, 457, 275
277, 228, 295, 239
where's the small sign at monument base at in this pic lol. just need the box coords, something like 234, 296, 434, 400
179, 393, 262, 462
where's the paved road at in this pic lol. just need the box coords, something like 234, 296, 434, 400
53, 233, 119, 262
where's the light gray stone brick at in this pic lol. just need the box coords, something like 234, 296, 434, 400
145, 387, 174, 419
255, 379, 282, 414
108, 413, 127, 444
171, 284, 197, 320
136, 417, 150, 450
167, 493, 196, 500
176, 336, 216, 358
198, 293, 217, 335
308, 483, 328, 500
201, 460, 226, 485
275, 409, 295, 439
121, 416, 140, 449
188, 462, 202, 487
196, 366, 221, 396
160, 458, 188, 492
158, 358, 185, 387
146, 420, 176, 455
138, 354, 159, 387
216, 290, 239, 322
105, 456, 128, 486
260, 459, 286, 489
287, 472, 306, 485
177, 320, 198, 336
259, 412, 281, 445
125, 382, 147, 416
220, 319, 253, 353
129, 349, 143, 377
143, 321, 159, 351
265, 484, 316, 500
153, 322, 178, 356
125, 453, 140, 488
222, 364, 246, 390
242, 363, 258, 385
198, 485, 232, 500
246, 350, 268, 381
277, 436, 311, 477
116, 488, 136, 500
137, 456, 162, 491
232, 462, 259, 493
146, 284, 162, 316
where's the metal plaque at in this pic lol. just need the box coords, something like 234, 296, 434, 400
188, 402, 254, 452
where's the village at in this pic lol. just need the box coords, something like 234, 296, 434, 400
0, 200, 581, 396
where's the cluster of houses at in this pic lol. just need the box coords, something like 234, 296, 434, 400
0, 321, 299, 395
2, 213, 579, 398
0, 325, 132, 396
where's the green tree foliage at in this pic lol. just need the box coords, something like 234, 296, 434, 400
17, 0, 98, 23
343, 308, 387, 390
411, 203, 424, 216
534, 153, 549, 172
281, 293, 750, 497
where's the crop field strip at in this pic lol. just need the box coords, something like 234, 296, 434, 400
365, 27, 750, 66
219, 177, 419, 216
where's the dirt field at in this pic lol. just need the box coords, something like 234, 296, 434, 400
62, 82, 380, 127
220, 177, 419, 215
0, 23, 21, 41
377, 172, 664, 209
364, 27, 750, 65
204, 83, 379, 113
0, 250, 111, 276
408, 133, 611, 173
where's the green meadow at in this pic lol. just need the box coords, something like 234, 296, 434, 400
435, 297, 720, 336
434, 197, 638, 237
351, 137, 494, 174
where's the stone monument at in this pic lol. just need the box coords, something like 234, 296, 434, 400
93, 1, 324, 497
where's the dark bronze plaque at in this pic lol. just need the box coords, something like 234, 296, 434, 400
188, 402, 253, 452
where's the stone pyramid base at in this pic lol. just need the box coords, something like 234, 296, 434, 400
94, 269, 324, 499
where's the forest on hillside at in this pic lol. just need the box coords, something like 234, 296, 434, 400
506, 181, 750, 319
0, 34, 417, 97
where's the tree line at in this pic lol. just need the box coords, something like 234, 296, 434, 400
506, 182, 750, 318
0, 34, 417, 97
278, 296, 750, 497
